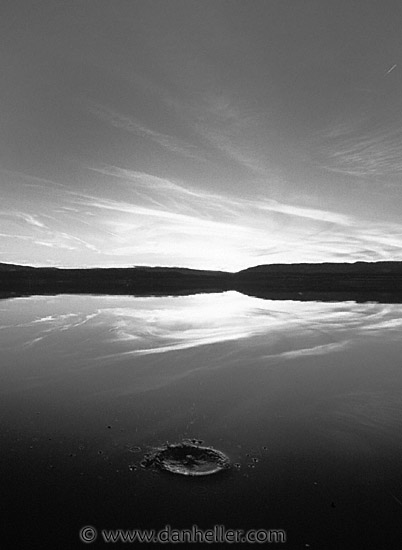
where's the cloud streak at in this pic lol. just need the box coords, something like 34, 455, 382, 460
257, 200, 351, 226
314, 120, 402, 180
2, 165, 402, 269
85, 101, 202, 161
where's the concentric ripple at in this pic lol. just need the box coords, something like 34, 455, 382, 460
140, 442, 230, 476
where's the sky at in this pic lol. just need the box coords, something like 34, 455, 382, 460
2, 0, 402, 271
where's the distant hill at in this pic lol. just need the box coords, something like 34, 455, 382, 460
1, 261, 402, 300
2, 260, 402, 274
233, 261, 402, 295
237, 261, 402, 274
0, 263, 226, 275
0, 262, 36, 271
0, 263, 232, 295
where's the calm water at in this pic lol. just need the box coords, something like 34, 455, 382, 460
1, 292, 402, 548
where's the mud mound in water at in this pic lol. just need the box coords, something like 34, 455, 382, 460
141, 442, 230, 476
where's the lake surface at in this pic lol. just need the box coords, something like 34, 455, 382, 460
1, 292, 402, 548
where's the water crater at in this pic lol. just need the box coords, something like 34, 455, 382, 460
141, 442, 230, 476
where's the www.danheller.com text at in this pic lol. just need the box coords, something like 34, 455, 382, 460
79, 524, 287, 544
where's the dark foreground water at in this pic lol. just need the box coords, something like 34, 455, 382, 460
1, 292, 402, 549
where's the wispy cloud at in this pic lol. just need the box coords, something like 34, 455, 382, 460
129, 78, 271, 175
90, 165, 212, 198
34, 241, 76, 250
85, 93, 269, 175
67, 167, 366, 267
81, 196, 250, 233
313, 120, 402, 179
0, 169, 67, 189
257, 200, 351, 226
190, 93, 269, 175
84, 101, 202, 161
6, 212, 46, 228
2, 165, 402, 269
88, 164, 246, 218
0, 233, 34, 241
265, 341, 351, 360
88, 164, 352, 226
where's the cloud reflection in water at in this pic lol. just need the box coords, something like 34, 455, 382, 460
93, 292, 402, 358
2, 292, 402, 361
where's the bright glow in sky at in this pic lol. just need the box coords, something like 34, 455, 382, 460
2, 1, 402, 270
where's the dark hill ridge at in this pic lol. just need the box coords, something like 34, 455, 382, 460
0, 263, 226, 275
0, 264, 231, 295
0, 262, 36, 271
0, 261, 402, 300
238, 261, 402, 274
3, 260, 402, 273
234, 261, 402, 292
